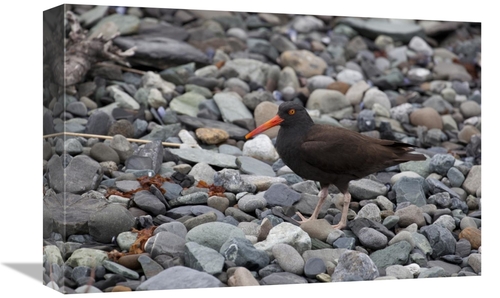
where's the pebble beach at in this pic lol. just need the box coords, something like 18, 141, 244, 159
41, 4, 482, 294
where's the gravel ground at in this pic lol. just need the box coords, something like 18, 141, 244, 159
42, 4, 481, 294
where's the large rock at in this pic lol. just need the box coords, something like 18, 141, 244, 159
46, 155, 103, 194
331, 250, 379, 281
113, 35, 210, 69
43, 191, 107, 238
88, 204, 135, 243
136, 266, 224, 290
339, 18, 425, 43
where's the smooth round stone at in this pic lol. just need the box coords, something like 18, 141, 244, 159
459, 227, 481, 250
306, 89, 350, 113
111, 285, 132, 292
116, 254, 143, 270
242, 134, 280, 163
170, 92, 206, 117
272, 243, 304, 275
237, 193, 267, 213
447, 167, 465, 187
433, 62, 472, 81
185, 222, 246, 251
409, 107, 443, 129
292, 15, 324, 33
460, 216, 478, 229
423, 95, 454, 114
66, 248, 109, 268
154, 222, 188, 239
254, 222, 311, 257
74, 285, 102, 293
382, 216, 399, 229
356, 204, 382, 223
407, 68, 432, 82
195, 128, 229, 145
460, 101, 481, 118
207, 196, 229, 213
116, 231, 138, 251
386, 264, 414, 279
227, 27, 248, 40
136, 266, 223, 290
304, 257, 327, 278
409, 36, 433, 55
62, 138, 83, 156
337, 68, 364, 85
395, 205, 426, 228
259, 272, 308, 285
188, 162, 216, 185
388, 231, 415, 247
307, 75, 335, 91
144, 231, 185, 259
467, 253, 481, 274
462, 165, 481, 195
346, 80, 370, 105
441, 87, 457, 103
418, 267, 448, 278
362, 88, 391, 111
66, 101, 88, 117
331, 250, 379, 281
358, 227, 388, 250
102, 260, 139, 280
458, 125, 481, 143
90, 143, 120, 164
327, 81, 351, 94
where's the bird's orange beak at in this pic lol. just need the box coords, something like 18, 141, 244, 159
245, 115, 284, 139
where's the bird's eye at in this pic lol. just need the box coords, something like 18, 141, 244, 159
288, 109, 296, 115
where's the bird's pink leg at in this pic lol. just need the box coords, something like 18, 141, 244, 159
331, 191, 351, 230
295, 185, 329, 223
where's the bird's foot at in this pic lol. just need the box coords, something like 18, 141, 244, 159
331, 221, 346, 230
293, 211, 317, 224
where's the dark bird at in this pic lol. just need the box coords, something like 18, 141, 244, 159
245, 102, 426, 229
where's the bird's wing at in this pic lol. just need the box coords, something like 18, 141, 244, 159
299, 125, 411, 177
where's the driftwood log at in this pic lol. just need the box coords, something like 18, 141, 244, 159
64, 11, 136, 86
44, 10, 136, 90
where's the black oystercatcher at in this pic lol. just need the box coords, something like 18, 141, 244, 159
245, 102, 426, 229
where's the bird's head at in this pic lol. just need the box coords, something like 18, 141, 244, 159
245, 102, 312, 139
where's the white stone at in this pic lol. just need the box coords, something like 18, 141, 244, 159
405, 263, 421, 277
242, 134, 280, 163
254, 222, 311, 258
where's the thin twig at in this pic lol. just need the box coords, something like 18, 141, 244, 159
42, 132, 192, 148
